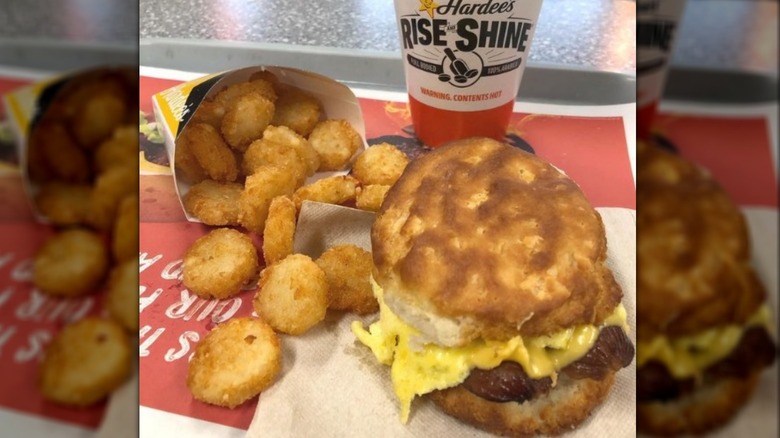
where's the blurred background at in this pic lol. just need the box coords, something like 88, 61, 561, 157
1, 2, 139, 438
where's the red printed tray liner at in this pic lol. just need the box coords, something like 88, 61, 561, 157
652, 112, 778, 208
137, 74, 635, 430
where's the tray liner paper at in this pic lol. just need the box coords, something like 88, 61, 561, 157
247, 203, 637, 438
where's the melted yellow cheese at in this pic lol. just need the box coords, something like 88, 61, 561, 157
637, 304, 774, 379
351, 278, 629, 423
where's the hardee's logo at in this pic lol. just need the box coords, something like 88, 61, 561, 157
419, 0, 438, 19
400, 1, 530, 53
400, 0, 531, 88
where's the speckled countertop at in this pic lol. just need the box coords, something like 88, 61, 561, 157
0, 0, 138, 44
0, 0, 777, 75
136, 0, 638, 74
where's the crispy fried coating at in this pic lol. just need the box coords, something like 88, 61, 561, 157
32, 121, 90, 183
183, 180, 243, 226
308, 119, 363, 171
87, 164, 138, 231
94, 125, 138, 173
352, 143, 409, 186
238, 165, 298, 233
26, 131, 54, 183
106, 259, 139, 332
292, 175, 358, 211
71, 85, 128, 148
183, 228, 259, 299
270, 86, 322, 137
220, 92, 275, 152
187, 317, 280, 408
33, 228, 108, 297
316, 245, 377, 315
174, 131, 208, 184
262, 196, 297, 265
262, 125, 320, 176
112, 194, 138, 262
253, 254, 328, 335
190, 99, 226, 129
355, 184, 390, 212
178, 123, 238, 182
35, 182, 92, 226
213, 80, 277, 107
241, 137, 307, 187
39, 317, 131, 407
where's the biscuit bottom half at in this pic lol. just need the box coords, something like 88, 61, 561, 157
429, 372, 618, 437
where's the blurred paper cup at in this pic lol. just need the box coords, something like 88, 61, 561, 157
393, 0, 544, 147
637, 0, 688, 140
151, 66, 367, 223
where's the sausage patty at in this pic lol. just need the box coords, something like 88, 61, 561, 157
463, 326, 635, 403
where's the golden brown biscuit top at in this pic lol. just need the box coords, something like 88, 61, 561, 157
637, 141, 765, 339
372, 138, 622, 339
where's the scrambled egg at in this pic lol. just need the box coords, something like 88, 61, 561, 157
637, 304, 774, 379
351, 278, 629, 423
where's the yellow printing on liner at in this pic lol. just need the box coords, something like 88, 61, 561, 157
637, 304, 774, 379
351, 277, 629, 423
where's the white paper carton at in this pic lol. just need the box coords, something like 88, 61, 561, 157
151, 66, 368, 223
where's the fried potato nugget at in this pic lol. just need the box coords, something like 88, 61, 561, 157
352, 143, 409, 185
94, 125, 137, 173
26, 132, 54, 183
106, 259, 139, 332
190, 99, 226, 129
214, 80, 277, 107
72, 91, 127, 148
355, 184, 391, 212
221, 92, 275, 152
33, 228, 108, 297
39, 317, 131, 407
112, 194, 138, 262
32, 121, 90, 183
174, 133, 208, 184
35, 182, 92, 226
262, 196, 296, 265
88, 164, 138, 230
262, 125, 320, 176
187, 317, 280, 408
183, 228, 259, 299
239, 165, 298, 233
241, 136, 308, 186
316, 245, 377, 315
292, 175, 358, 211
178, 123, 238, 182
253, 254, 328, 335
308, 119, 363, 171
183, 180, 243, 226
271, 86, 322, 137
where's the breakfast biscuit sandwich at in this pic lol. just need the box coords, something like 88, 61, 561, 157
636, 140, 776, 435
353, 137, 635, 436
